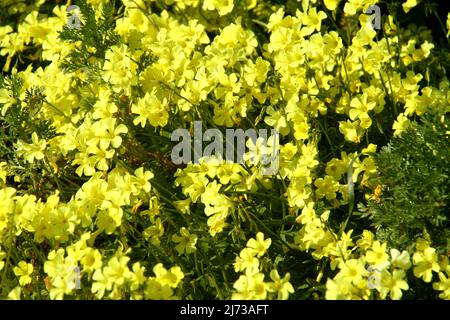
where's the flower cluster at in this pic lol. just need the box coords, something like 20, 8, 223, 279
0, 0, 448, 300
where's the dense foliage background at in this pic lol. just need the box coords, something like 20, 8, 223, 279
0, 0, 449, 300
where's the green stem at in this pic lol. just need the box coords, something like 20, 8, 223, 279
339, 154, 359, 236
240, 204, 296, 250
43, 100, 75, 125
252, 19, 268, 29
225, 190, 287, 202
43, 156, 67, 200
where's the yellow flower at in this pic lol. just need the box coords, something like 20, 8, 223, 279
207, 212, 228, 236
324, 0, 341, 11
314, 176, 340, 200
433, 268, 450, 299
92, 268, 112, 299
202, 0, 234, 16
0, 162, 7, 185
296, 201, 316, 224
172, 227, 198, 255
92, 118, 128, 150
402, 0, 420, 13
286, 176, 312, 209
132, 167, 154, 193
325, 158, 347, 181
245, 0, 257, 10
392, 113, 410, 136
337, 259, 368, 287
379, 270, 409, 300
268, 269, 294, 300
264, 106, 289, 136
16, 132, 47, 163
232, 271, 268, 300
145, 278, 174, 300
0, 250, 6, 272
7, 286, 21, 300
413, 247, 440, 282
234, 247, 259, 273
132, 91, 169, 128
339, 120, 361, 143
349, 94, 376, 129
356, 230, 374, 251
143, 218, 165, 246
365, 241, 389, 269
217, 162, 242, 185
13, 261, 34, 286
174, 198, 191, 215
301, 7, 327, 35
88, 0, 109, 6
129, 262, 147, 293
325, 277, 358, 299
97, 209, 120, 234
248, 272, 268, 299
80, 248, 103, 274
103, 255, 132, 287
202, 181, 233, 218
246, 232, 271, 257
447, 13, 450, 37
0, 87, 16, 116
267, 8, 285, 32
92, 87, 116, 119
390, 249, 411, 270
415, 238, 431, 251
348, 0, 379, 16
153, 263, 184, 288
102, 44, 138, 94
343, 0, 365, 15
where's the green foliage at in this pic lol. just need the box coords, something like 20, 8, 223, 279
59, 0, 120, 76
368, 112, 450, 252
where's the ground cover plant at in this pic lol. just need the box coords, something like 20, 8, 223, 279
0, 0, 449, 300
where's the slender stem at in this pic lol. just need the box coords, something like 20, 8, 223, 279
43, 100, 76, 125
241, 204, 296, 250
225, 190, 287, 202
434, 12, 450, 46
252, 19, 268, 29
43, 156, 67, 202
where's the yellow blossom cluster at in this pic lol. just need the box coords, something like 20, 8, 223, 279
232, 232, 294, 300
0, 0, 448, 300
